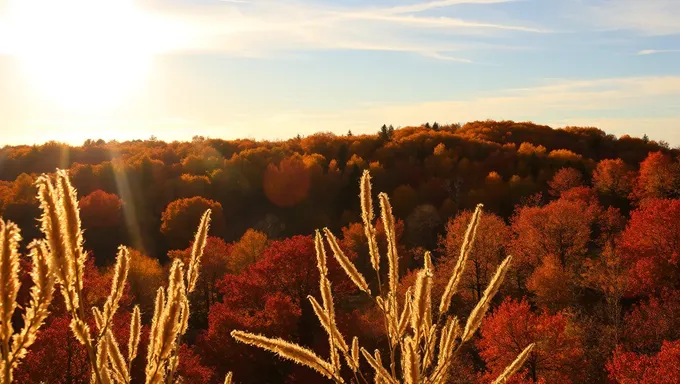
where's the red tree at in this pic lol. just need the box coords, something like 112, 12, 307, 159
199, 235, 357, 382
617, 199, 680, 296
78, 189, 123, 229
607, 340, 680, 384
548, 168, 583, 197
477, 298, 584, 384
621, 289, 680, 353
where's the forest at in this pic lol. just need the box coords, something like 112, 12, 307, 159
0, 120, 679, 383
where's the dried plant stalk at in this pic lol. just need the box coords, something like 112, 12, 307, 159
231, 331, 337, 380
493, 343, 535, 384
231, 171, 530, 384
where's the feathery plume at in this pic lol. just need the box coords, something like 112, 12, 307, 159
35, 175, 77, 309
402, 337, 419, 384
361, 348, 398, 384
0, 220, 21, 355
439, 204, 483, 315
70, 318, 92, 346
128, 306, 141, 370
224, 372, 233, 384
147, 287, 166, 367
360, 170, 380, 272
187, 209, 211, 293
105, 329, 129, 383
323, 228, 371, 294
410, 258, 432, 342
9, 240, 55, 367
493, 343, 535, 384
96, 333, 113, 384
158, 261, 185, 360
231, 331, 336, 380
55, 170, 86, 293
351, 337, 359, 372
378, 193, 399, 302
314, 230, 328, 274
308, 296, 347, 352
102, 246, 130, 329
397, 292, 412, 339
461, 256, 512, 343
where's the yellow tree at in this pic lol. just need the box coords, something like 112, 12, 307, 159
229, 229, 268, 274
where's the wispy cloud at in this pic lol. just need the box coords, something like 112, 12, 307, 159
137, 0, 545, 60
582, 0, 680, 35
638, 49, 680, 55
387, 0, 517, 14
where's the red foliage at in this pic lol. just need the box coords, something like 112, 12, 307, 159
618, 199, 680, 296
199, 235, 358, 381
176, 344, 215, 384
621, 289, 680, 353
477, 298, 584, 384
263, 155, 311, 207
78, 189, 123, 228
548, 168, 583, 197
607, 340, 680, 384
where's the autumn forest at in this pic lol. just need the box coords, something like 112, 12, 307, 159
1, 120, 679, 383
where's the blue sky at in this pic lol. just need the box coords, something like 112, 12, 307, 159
0, 0, 679, 145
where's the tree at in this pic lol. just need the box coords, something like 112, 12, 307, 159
477, 298, 585, 384
127, 248, 165, 316
509, 198, 597, 299
161, 197, 224, 249
262, 155, 311, 207
438, 210, 510, 301
548, 168, 583, 197
620, 289, 680, 354
617, 199, 680, 296
199, 235, 356, 381
168, 236, 232, 328
607, 340, 680, 384
593, 158, 633, 198
176, 344, 215, 384
229, 229, 268, 273
79, 190, 123, 229
632, 151, 680, 201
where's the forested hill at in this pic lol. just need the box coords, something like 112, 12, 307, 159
4, 120, 680, 383
0, 120, 673, 262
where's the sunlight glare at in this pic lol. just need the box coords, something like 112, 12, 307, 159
7, 0, 159, 112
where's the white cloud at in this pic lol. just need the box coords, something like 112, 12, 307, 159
388, 0, 517, 14
583, 0, 680, 35
638, 49, 680, 55
133, 0, 545, 60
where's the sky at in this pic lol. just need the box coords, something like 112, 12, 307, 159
0, 0, 679, 146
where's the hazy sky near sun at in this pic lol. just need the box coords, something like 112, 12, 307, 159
0, 0, 679, 145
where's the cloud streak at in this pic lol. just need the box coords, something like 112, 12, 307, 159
582, 0, 680, 35
135, 0, 545, 61
638, 49, 680, 55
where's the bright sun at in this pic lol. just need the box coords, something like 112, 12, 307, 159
7, 0, 155, 112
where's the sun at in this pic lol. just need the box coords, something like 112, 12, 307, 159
7, 0, 156, 113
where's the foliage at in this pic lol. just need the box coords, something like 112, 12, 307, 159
477, 298, 584, 383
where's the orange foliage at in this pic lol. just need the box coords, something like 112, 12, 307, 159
263, 155, 311, 207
